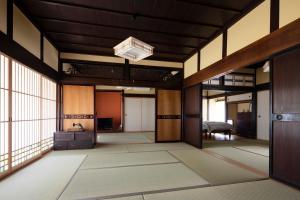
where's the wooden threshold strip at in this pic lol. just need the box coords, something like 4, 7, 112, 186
203, 149, 268, 177
184, 18, 300, 88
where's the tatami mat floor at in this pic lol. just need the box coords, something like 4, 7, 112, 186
1, 132, 299, 200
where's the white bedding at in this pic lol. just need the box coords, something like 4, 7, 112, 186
203, 121, 233, 133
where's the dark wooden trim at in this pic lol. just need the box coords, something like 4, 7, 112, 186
61, 76, 181, 90
123, 94, 155, 98
255, 83, 271, 91
184, 0, 264, 61
176, 0, 242, 13
61, 59, 183, 71
7, 0, 13, 39
35, 16, 208, 40
56, 83, 61, 131
157, 115, 181, 119
270, 0, 279, 32
222, 30, 228, 58
61, 49, 183, 62
95, 89, 122, 93
154, 89, 158, 143
57, 41, 189, 56
210, 91, 253, 99
225, 94, 228, 122
203, 85, 254, 92
0, 32, 59, 81
93, 85, 97, 143
40, 33, 44, 61
230, 72, 255, 76
181, 87, 184, 142
63, 114, 94, 119
199, 83, 203, 149
269, 59, 274, 177
184, 114, 201, 118
252, 91, 257, 139
121, 90, 125, 132
184, 19, 300, 88
197, 50, 201, 71
124, 59, 130, 80
46, 31, 198, 49
38, 0, 221, 29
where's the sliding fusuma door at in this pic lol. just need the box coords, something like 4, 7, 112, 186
62, 85, 95, 132
156, 89, 181, 142
272, 47, 300, 188
183, 84, 202, 148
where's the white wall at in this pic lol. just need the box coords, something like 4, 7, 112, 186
279, 0, 300, 28
44, 38, 58, 71
0, 0, 7, 34
200, 34, 223, 69
184, 53, 198, 78
227, 0, 270, 55
13, 5, 41, 58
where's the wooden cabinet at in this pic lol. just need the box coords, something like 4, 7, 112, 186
236, 112, 255, 138
54, 131, 95, 150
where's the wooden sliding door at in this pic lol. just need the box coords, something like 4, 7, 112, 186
63, 85, 95, 132
272, 47, 300, 188
156, 90, 181, 142
183, 84, 202, 148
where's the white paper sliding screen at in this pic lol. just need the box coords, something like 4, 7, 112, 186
0, 52, 56, 178
41, 78, 56, 151
0, 54, 9, 174
11, 61, 42, 167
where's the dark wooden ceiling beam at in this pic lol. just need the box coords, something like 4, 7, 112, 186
184, 18, 300, 88
176, 0, 242, 13
61, 76, 181, 89
35, 16, 208, 39
60, 49, 184, 62
57, 41, 189, 56
46, 31, 198, 49
38, 0, 222, 28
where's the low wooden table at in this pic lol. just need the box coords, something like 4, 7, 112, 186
54, 131, 95, 150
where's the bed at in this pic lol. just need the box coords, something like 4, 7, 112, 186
202, 121, 234, 138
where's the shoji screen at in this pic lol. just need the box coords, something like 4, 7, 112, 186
0, 52, 57, 178
11, 60, 56, 167
0, 54, 9, 174
11, 61, 42, 166
41, 78, 56, 151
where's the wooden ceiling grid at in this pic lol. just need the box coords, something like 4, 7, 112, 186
15, 0, 261, 62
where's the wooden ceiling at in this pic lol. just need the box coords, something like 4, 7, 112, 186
16, 0, 262, 62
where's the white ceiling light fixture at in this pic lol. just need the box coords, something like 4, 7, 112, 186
114, 37, 154, 62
